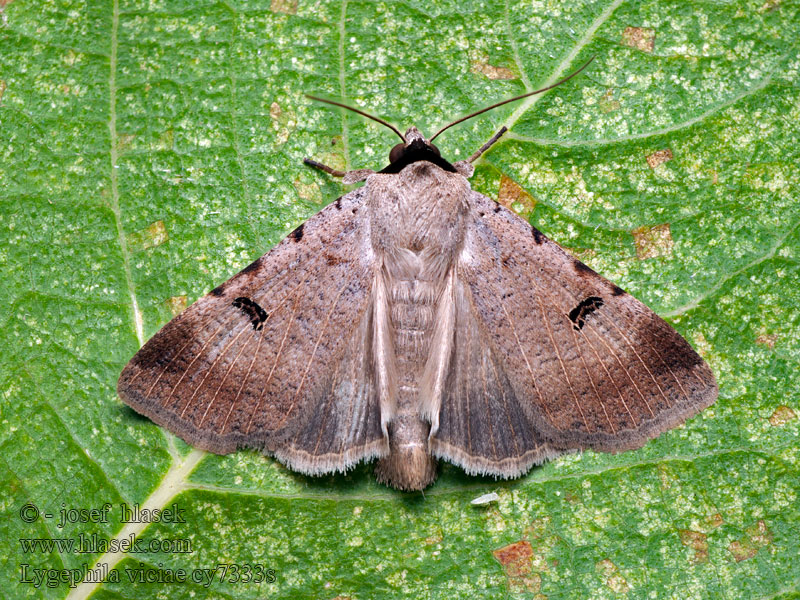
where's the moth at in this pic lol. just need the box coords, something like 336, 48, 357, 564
118, 60, 717, 491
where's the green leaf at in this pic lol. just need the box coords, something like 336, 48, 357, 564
1, 0, 798, 598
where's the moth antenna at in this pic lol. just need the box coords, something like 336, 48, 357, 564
306, 95, 406, 143
429, 55, 596, 142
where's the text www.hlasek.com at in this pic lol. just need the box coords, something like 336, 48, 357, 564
20, 532, 191, 555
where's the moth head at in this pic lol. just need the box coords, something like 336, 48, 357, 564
389, 127, 441, 163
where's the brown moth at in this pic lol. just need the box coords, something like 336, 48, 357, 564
118, 61, 717, 491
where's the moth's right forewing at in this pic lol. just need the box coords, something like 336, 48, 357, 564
118, 188, 388, 473
438, 191, 717, 470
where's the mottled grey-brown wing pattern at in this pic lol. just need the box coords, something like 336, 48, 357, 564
118, 189, 388, 474
432, 191, 717, 474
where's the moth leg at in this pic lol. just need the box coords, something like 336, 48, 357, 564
467, 126, 508, 163
303, 158, 346, 177
452, 127, 508, 178
303, 158, 374, 184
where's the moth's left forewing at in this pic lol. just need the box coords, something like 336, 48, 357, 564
118, 189, 390, 474
432, 190, 717, 475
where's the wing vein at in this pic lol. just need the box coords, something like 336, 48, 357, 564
179, 322, 250, 419
584, 326, 638, 428
285, 284, 349, 420
487, 344, 521, 456
602, 318, 667, 415
199, 325, 259, 427
497, 298, 555, 426
535, 294, 590, 431
221, 324, 267, 433
569, 325, 616, 434
244, 292, 302, 435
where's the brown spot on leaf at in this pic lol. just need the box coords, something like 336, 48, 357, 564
622, 26, 655, 52
270, 101, 293, 145
632, 223, 673, 259
498, 175, 536, 215
470, 59, 516, 80
164, 295, 187, 316
758, 0, 781, 12
729, 520, 773, 562
679, 530, 709, 564
117, 133, 136, 153
599, 89, 621, 113
293, 178, 321, 203
706, 513, 724, 529
755, 333, 778, 348
0, 80, 6, 101
126, 221, 168, 252
657, 464, 674, 489
270, 102, 282, 120
493, 541, 540, 592
646, 148, 673, 168
769, 405, 796, 426
270, 0, 297, 14
596, 559, 630, 594
424, 531, 443, 545
155, 129, 174, 151
0, 0, 13, 24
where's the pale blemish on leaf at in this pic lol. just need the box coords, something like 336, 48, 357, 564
657, 463, 675, 489
622, 27, 655, 52
598, 89, 621, 113
595, 558, 630, 594
704, 513, 725, 530
679, 529, 709, 564
293, 177, 322, 204
493, 540, 540, 592
470, 58, 516, 81
728, 520, 773, 561
0, 80, 7, 101
692, 332, 713, 358
270, 101, 294, 145
758, 0, 781, 12
646, 149, 674, 169
116, 134, 136, 154
631, 223, 673, 259
270, 0, 297, 15
126, 221, 168, 252
769, 405, 796, 427
755, 333, 778, 348
155, 129, 174, 151
521, 517, 559, 573
498, 175, 536, 216
165, 295, 187, 316
0, 0, 12, 27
